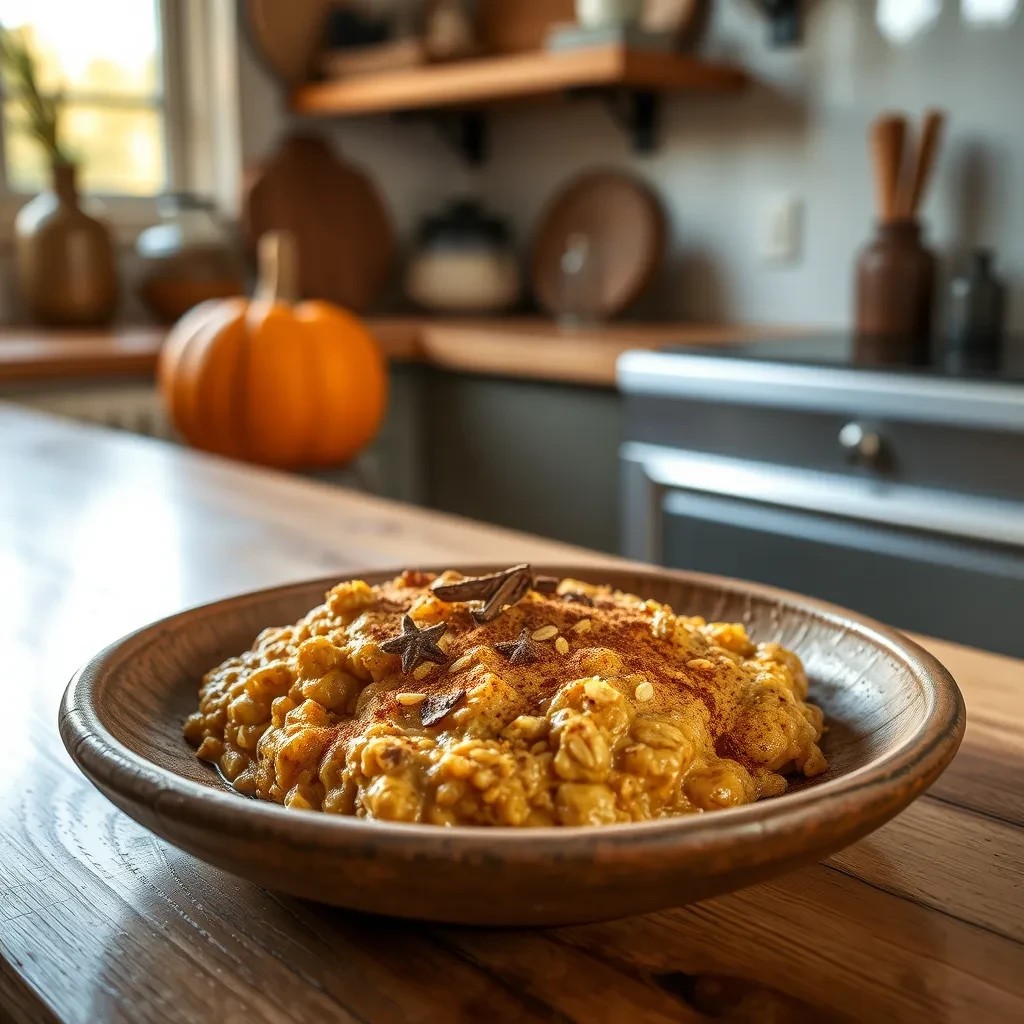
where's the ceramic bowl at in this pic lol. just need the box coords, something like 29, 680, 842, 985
59, 565, 965, 926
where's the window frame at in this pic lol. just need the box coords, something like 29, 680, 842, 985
0, 0, 241, 239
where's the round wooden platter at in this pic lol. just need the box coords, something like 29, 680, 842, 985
59, 564, 965, 927
243, 0, 335, 84
242, 133, 395, 313
531, 171, 667, 319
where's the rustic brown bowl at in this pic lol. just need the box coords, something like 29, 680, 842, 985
59, 565, 965, 927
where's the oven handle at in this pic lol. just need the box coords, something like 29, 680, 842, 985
620, 442, 1024, 557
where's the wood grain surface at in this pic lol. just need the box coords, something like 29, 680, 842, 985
291, 45, 748, 118
0, 326, 167, 383
0, 320, 798, 387
2, 404, 1022, 1023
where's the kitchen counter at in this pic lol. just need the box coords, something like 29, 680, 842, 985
2, 404, 1021, 1023
0, 326, 169, 383
0, 319, 792, 387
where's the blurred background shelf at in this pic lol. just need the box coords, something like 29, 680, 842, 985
291, 45, 748, 118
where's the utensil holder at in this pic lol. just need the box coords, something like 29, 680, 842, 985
855, 220, 936, 364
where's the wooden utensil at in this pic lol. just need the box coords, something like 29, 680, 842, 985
60, 563, 964, 926
870, 113, 908, 224
475, 0, 576, 53
898, 108, 946, 220
531, 171, 666, 319
243, 0, 334, 84
242, 134, 394, 313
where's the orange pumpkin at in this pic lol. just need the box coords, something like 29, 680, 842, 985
158, 231, 387, 468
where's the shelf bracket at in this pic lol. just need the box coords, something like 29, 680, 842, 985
608, 90, 659, 153
570, 88, 660, 154
392, 109, 488, 165
435, 110, 488, 165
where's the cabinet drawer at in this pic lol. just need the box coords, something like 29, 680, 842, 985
624, 394, 1024, 502
659, 487, 1024, 657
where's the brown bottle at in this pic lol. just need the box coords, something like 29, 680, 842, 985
15, 161, 119, 327
854, 220, 936, 365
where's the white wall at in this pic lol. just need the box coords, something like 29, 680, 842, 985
241, 0, 1024, 331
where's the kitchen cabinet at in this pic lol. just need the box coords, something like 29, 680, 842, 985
0, 321, 789, 555
312, 364, 427, 504
0, 362, 619, 545
0, 365, 427, 506
422, 369, 622, 553
619, 343, 1024, 656
0, 376, 175, 439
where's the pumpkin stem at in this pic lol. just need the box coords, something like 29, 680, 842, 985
255, 230, 299, 305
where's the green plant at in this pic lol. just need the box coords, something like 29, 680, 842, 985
0, 24, 67, 165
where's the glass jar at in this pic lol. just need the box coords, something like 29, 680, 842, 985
135, 194, 244, 323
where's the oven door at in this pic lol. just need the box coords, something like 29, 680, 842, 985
621, 443, 1024, 657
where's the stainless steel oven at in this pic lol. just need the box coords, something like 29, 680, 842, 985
618, 344, 1024, 657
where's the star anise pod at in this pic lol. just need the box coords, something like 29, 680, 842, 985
494, 628, 545, 667
380, 615, 448, 673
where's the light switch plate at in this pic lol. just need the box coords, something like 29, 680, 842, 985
759, 194, 803, 265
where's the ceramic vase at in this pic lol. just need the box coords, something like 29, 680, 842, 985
15, 161, 119, 326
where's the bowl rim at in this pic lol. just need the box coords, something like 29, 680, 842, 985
59, 563, 966, 862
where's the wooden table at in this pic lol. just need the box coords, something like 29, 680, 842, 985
2, 404, 1021, 1024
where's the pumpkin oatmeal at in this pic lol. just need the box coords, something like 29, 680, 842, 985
183, 566, 827, 826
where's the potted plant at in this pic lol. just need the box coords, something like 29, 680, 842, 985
0, 25, 118, 326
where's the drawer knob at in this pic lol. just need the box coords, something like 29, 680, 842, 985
839, 422, 883, 465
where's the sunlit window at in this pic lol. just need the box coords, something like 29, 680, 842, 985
0, 0, 166, 196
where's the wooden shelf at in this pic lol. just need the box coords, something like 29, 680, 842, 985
291, 45, 748, 118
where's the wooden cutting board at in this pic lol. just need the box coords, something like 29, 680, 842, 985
475, 0, 576, 54
242, 134, 394, 313
531, 170, 666, 319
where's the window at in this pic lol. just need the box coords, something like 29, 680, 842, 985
0, 0, 242, 223
0, 0, 170, 197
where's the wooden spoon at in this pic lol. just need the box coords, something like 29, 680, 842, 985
898, 109, 946, 220
870, 113, 907, 224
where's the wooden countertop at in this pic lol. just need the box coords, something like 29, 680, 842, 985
0, 319, 791, 388
0, 326, 169, 383
3, 404, 1021, 1023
